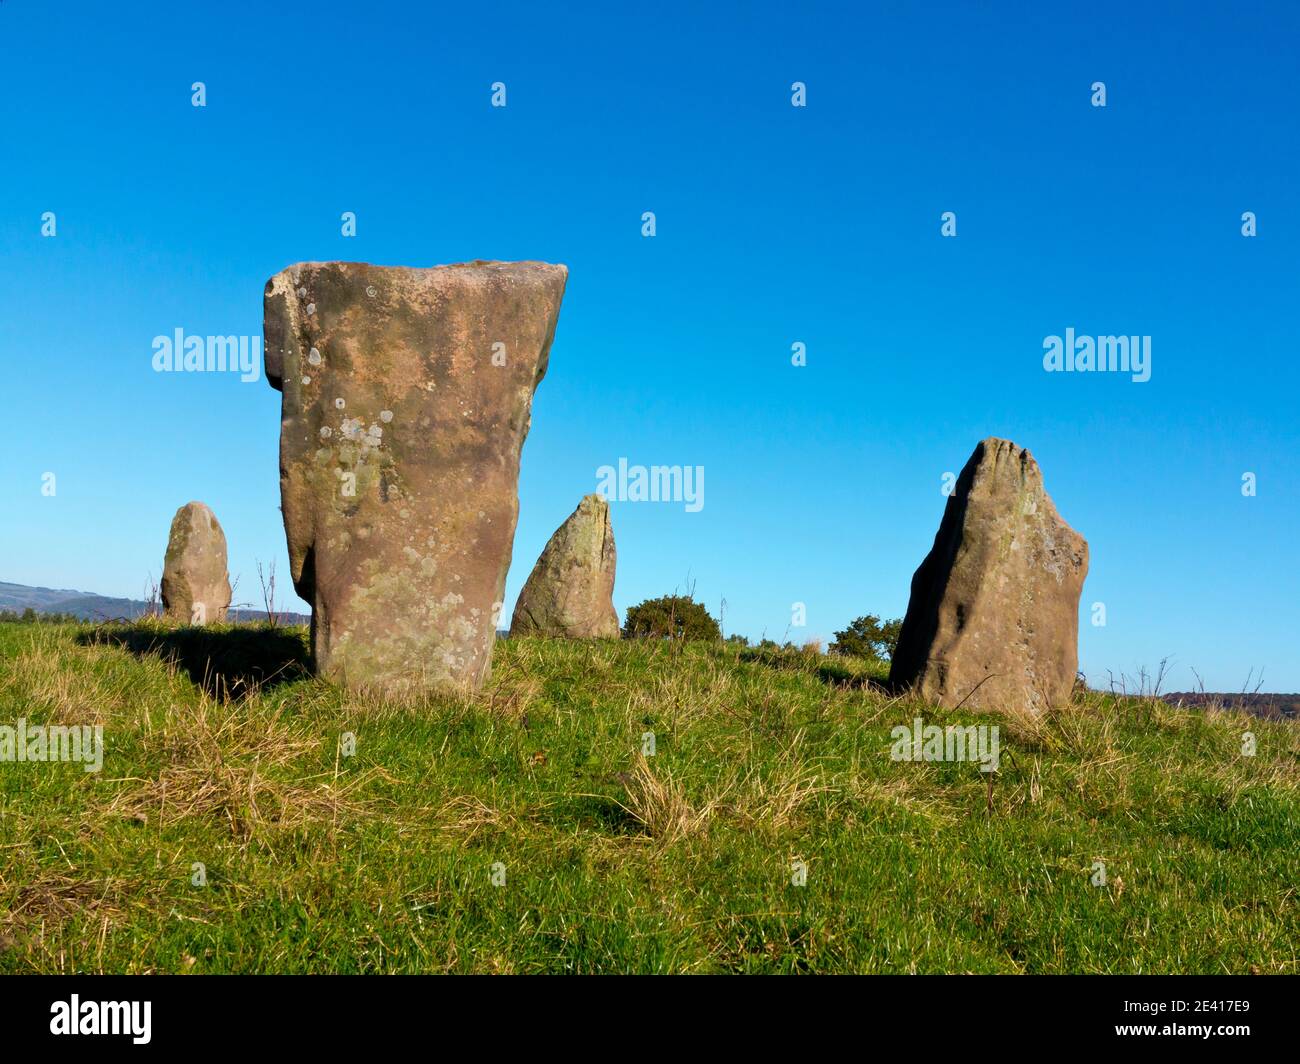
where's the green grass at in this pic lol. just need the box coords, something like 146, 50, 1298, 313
0, 620, 1296, 973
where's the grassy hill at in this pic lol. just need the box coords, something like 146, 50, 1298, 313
0, 620, 1295, 974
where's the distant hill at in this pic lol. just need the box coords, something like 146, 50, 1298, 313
1162, 691, 1298, 721
0, 581, 309, 625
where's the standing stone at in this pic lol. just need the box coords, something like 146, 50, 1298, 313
510, 494, 619, 638
161, 502, 232, 625
889, 438, 1088, 715
263, 260, 567, 694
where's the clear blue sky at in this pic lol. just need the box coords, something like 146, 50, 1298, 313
1, 1, 1296, 691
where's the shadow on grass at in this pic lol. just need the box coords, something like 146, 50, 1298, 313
738, 647, 891, 692
549, 790, 644, 836
78, 623, 311, 699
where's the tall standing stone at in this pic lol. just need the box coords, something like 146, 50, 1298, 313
510, 494, 619, 638
263, 260, 567, 694
161, 501, 232, 625
889, 438, 1088, 715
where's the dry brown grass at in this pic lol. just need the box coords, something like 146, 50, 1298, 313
734, 732, 831, 829
106, 695, 366, 841
617, 753, 725, 845
845, 773, 962, 826
434, 794, 517, 841
483, 667, 543, 721
0, 629, 162, 727
0, 858, 152, 973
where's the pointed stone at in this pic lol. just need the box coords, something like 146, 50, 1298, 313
263, 259, 567, 694
161, 502, 232, 625
510, 494, 619, 638
889, 438, 1089, 715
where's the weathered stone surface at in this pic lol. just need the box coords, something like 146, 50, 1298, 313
161, 502, 232, 625
510, 494, 619, 638
264, 260, 567, 694
889, 438, 1088, 715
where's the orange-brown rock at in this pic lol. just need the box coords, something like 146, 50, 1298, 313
889, 438, 1088, 715
161, 501, 232, 625
263, 260, 567, 694
510, 494, 618, 638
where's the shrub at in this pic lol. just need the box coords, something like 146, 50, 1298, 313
0, 609, 82, 624
830, 614, 902, 661
622, 595, 721, 642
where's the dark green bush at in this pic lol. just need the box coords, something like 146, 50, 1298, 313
0, 608, 82, 624
622, 594, 721, 641
830, 614, 902, 661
